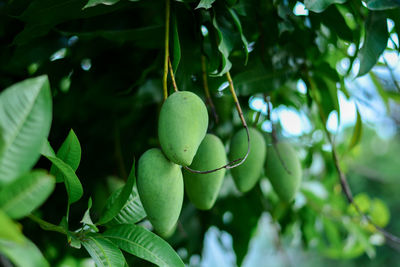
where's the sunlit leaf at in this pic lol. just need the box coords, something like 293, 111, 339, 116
210, 13, 233, 76
0, 210, 25, 244
195, 0, 215, 9
365, 0, 400, 10
82, 235, 126, 267
304, 0, 347, 13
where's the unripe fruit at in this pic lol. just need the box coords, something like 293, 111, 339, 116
137, 148, 183, 236
229, 127, 266, 193
183, 134, 227, 210
265, 142, 302, 202
158, 91, 209, 166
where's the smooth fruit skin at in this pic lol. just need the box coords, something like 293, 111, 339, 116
183, 134, 227, 210
158, 91, 209, 166
265, 142, 302, 202
137, 148, 183, 236
229, 127, 266, 193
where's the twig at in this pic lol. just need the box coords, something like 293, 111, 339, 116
28, 214, 67, 235
183, 71, 250, 174
168, 57, 178, 92
201, 55, 219, 124
162, 0, 170, 100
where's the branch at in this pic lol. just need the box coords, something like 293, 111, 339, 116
168, 57, 178, 92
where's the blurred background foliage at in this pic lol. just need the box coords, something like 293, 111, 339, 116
1, 0, 400, 266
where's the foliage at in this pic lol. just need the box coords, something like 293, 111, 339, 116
0, 0, 399, 266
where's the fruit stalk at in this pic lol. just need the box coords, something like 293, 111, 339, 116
168, 57, 178, 92
201, 55, 218, 123
162, 0, 170, 100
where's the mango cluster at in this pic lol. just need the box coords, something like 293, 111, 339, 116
137, 91, 303, 238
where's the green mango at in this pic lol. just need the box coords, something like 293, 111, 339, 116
265, 142, 302, 202
229, 127, 266, 193
183, 134, 227, 210
158, 91, 209, 166
137, 148, 183, 236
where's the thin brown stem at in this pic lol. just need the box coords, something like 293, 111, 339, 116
201, 55, 218, 123
184, 71, 250, 174
168, 57, 178, 92
162, 0, 170, 100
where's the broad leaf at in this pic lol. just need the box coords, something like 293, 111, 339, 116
0, 238, 49, 267
357, 11, 388, 76
50, 129, 81, 182
195, 0, 215, 9
0, 75, 52, 186
97, 160, 138, 225
0, 210, 25, 243
365, 0, 400, 10
103, 224, 185, 267
106, 187, 146, 226
304, 0, 347, 13
211, 13, 233, 76
348, 107, 362, 151
228, 8, 249, 64
82, 235, 126, 267
0, 170, 55, 219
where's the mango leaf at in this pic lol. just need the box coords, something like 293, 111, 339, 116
228, 8, 249, 64
97, 159, 137, 225
0, 210, 25, 244
172, 13, 181, 73
357, 11, 388, 77
81, 198, 99, 232
304, 0, 347, 13
50, 129, 81, 182
84, 0, 139, 9
106, 187, 146, 226
0, 170, 55, 219
82, 235, 126, 267
211, 13, 233, 76
196, 0, 215, 9
365, 0, 400, 10
0, 238, 49, 267
348, 107, 362, 151
103, 224, 185, 267
0, 75, 52, 186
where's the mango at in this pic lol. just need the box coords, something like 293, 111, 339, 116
158, 91, 209, 166
183, 134, 227, 210
265, 142, 302, 202
229, 127, 266, 193
137, 148, 183, 236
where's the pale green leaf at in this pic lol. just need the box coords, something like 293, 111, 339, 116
0, 75, 52, 186
81, 198, 98, 232
0, 210, 25, 244
348, 107, 362, 151
0, 170, 55, 219
82, 235, 126, 267
103, 224, 184, 267
0, 238, 49, 267
365, 0, 400, 10
195, 0, 215, 9
304, 0, 347, 13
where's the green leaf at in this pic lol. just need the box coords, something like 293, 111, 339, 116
97, 160, 138, 225
0, 210, 25, 244
43, 155, 83, 204
357, 11, 388, 77
41, 140, 56, 158
106, 187, 146, 226
365, 0, 400, 10
82, 235, 126, 267
228, 8, 249, 64
0, 75, 52, 186
348, 107, 362, 151
81, 198, 99, 232
103, 224, 185, 267
0, 170, 55, 219
50, 129, 81, 182
0, 238, 50, 267
195, 0, 215, 9
84, 0, 121, 9
211, 13, 233, 76
370, 198, 390, 228
304, 0, 347, 13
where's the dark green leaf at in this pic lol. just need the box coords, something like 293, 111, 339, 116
84, 0, 121, 9
103, 224, 185, 267
0, 170, 55, 219
50, 129, 81, 182
82, 235, 126, 267
0, 76, 52, 186
97, 159, 137, 225
365, 0, 400, 10
228, 8, 249, 64
211, 13, 232, 76
304, 0, 347, 13
195, 0, 216, 9
358, 11, 388, 76
172, 13, 181, 73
